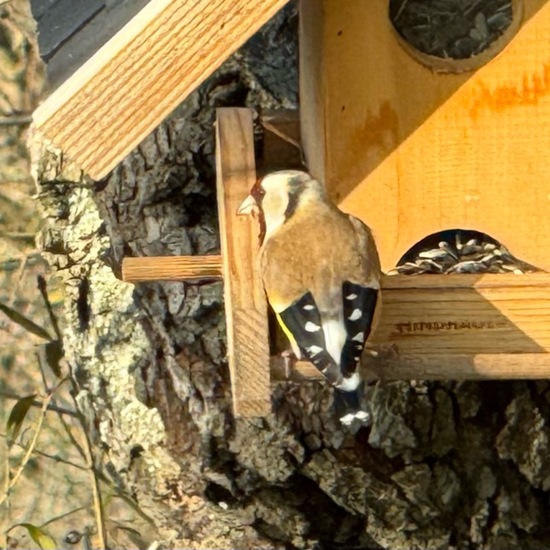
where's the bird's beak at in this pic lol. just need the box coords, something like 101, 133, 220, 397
237, 194, 257, 216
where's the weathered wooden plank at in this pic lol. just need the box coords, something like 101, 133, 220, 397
33, 0, 290, 180
216, 108, 271, 417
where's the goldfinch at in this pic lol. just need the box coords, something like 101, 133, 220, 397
237, 170, 381, 424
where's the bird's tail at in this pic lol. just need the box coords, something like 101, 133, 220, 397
333, 382, 370, 427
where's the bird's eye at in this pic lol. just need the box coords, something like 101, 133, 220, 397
251, 181, 265, 202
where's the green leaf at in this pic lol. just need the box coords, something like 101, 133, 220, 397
17, 523, 56, 550
0, 302, 52, 341
6, 395, 36, 444
45, 340, 63, 378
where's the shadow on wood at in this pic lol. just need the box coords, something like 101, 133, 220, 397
301, 0, 550, 271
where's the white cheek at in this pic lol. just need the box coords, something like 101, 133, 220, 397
262, 191, 289, 239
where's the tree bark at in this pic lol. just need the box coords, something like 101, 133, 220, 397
31, 3, 550, 549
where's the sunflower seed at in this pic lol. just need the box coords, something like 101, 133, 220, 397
419, 249, 450, 260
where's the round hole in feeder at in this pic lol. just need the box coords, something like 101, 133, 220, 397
394, 229, 538, 275
388, 0, 523, 73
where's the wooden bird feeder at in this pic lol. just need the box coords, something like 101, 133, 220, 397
32, 0, 550, 418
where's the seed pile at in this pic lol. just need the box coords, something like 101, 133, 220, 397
390, 232, 537, 275
390, 0, 513, 60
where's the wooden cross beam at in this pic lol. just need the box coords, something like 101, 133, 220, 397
123, 254, 550, 375
32, 0, 291, 180
121, 108, 550, 418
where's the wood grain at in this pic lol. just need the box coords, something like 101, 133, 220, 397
121, 255, 223, 282
363, 353, 550, 381
271, 354, 550, 382
33, 0, 290, 180
375, 273, 550, 355
270, 273, 550, 381
216, 108, 271, 417
300, 0, 550, 272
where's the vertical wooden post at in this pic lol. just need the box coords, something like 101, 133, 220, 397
299, 0, 326, 185
216, 108, 271, 417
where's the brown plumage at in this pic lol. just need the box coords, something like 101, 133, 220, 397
260, 199, 380, 313
238, 170, 382, 422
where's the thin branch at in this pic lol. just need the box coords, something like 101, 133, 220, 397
37, 275, 62, 341
0, 115, 32, 126
0, 389, 55, 507
32, 448, 87, 471
7, 254, 27, 308
0, 434, 88, 472
0, 178, 34, 187
56, 411, 87, 461
1, 232, 36, 242
55, 402, 106, 546
0, 390, 78, 417
40, 505, 89, 528
3, 432, 10, 544
84, 429, 106, 549
0, 252, 42, 273
37, 350, 50, 393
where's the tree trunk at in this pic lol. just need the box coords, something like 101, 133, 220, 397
31, 4, 550, 549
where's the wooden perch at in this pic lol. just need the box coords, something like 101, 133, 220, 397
122, 255, 222, 282
32, 0, 290, 180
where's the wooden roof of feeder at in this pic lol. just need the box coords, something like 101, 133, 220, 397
31, 0, 550, 418
31, 0, 291, 180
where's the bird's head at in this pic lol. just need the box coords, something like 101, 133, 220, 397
237, 170, 323, 239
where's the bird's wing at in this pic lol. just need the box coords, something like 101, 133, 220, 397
335, 214, 382, 378
276, 290, 340, 382
347, 214, 382, 288
339, 281, 379, 378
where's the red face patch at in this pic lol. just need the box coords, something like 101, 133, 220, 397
249, 177, 265, 203
249, 177, 266, 244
